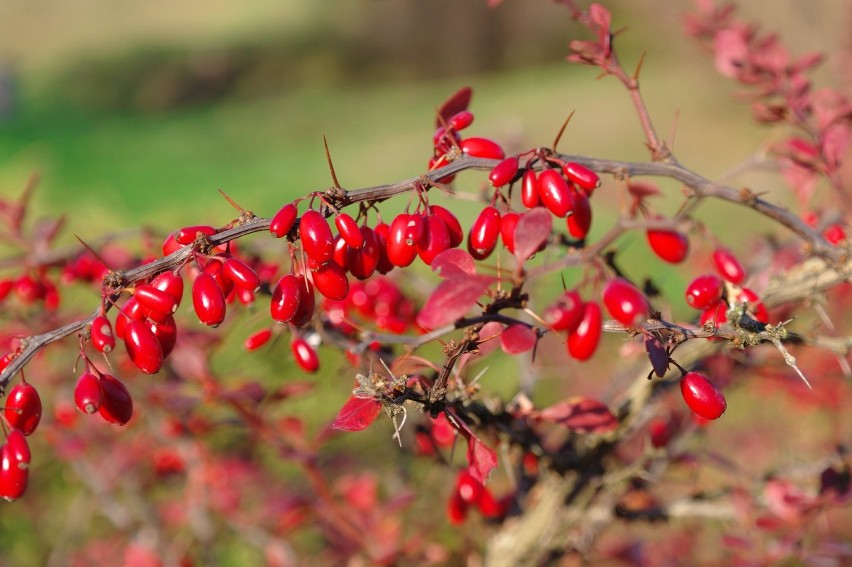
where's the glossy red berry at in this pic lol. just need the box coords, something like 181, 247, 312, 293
244, 329, 273, 351
223, 258, 260, 292
455, 470, 483, 505
270, 274, 303, 324
149, 316, 177, 358
561, 162, 600, 192
647, 228, 690, 263
335, 213, 364, 249
312, 261, 350, 301
712, 247, 745, 284
347, 225, 380, 279
74, 372, 103, 414
736, 287, 769, 323
134, 284, 179, 316
161, 233, 182, 256
543, 290, 584, 332
174, 225, 216, 245
680, 372, 726, 420
489, 156, 519, 187
538, 169, 574, 218
202, 257, 234, 298
467, 206, 502, 260
521, 169, 539, 209
6, 429, 30, 467
430, 205, 464, 248
290, 276, 316, 327
270, 202, 298, 238
91, 315, 116, 353
372, 222, 395, 275
567, 301, 602, 361
685, 274, 724, 309
98, 374, 133, 426
151, 271, 184, 304
448, 110, 474, 132
4, 383, 42, 436
192, 272, 227, 327
124, 320, 164, 374
602, 278, 649, 327
299, 210, 335, 264
418, 214, 451, 265
332, 235, 349, 270
291, 337, 319, 373
0, 443, 28, 501
460, 137, 505, 160
566, 188, 592, 239
386, 214, 419, 267
500, 212, 520, 253
699, 300, 728, 326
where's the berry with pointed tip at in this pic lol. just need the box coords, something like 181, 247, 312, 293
538, 169, 574, 218
270, 202, 298, 238
299, 210, 335, 264
602, 278, 649, 326
467, 206, 501, 260
685, 274, 724, 309
192, 272, 227, 327
680, 372, 726, 420
74, 372, 103, 414
4, 383, 42, 436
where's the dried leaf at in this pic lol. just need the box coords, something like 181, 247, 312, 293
645, 335, 669, 377
537, 397, 618, 433
431, 248, 477, 278
513, 207, 552, 262
501, 324, 537, 354
416, 274, 492, 329
331, 396, 382, 431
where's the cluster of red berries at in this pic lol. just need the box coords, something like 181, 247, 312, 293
543, 290, 603, 361
0, 375, 41, 501
685, 247, 768, 326
0, 272, 60, 311
446, 469, 508, 524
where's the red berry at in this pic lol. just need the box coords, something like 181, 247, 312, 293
648, 418, 674, 448
372, 222, 395, 275
149, 316, 177, 358
14, 274, 44, 304
4, 383, 42, 436
700, 300, 728, 326
74, 372, 103, 414
6, 429, 30, 467
173, 225, 216, 245
335, 213, 364, 249
98, 374, 133, 426
467, 206, 501, 260
386, 214, 419, 268
114, 296, 145, 340
202, 257, 234, 298
736, 287, 768, 323
561, 162, 600, 192
647, 227, 690, 263
538, 169, 574, 218
567, 301, 602, 361
347, 226, 380, 279
602, 278, 649, 327
680, 371, 726, 420
244, 329, 272, 351
91, 315, 115, 354
448, 110, 474, 132
405, 212, 425, 246
500, 212, 520, 253
0, 443, 28, 501
290, 276, 316, 327
712, 247, 745, 284
417, 214, 451, 265
161, 233, 182, 256
223, 258, 260, 292
291, 337, 319, 373
134, 284, 179, 316
150, 271, 184, 304
270, 202, 298, 238
685, 274, 723, 309
299, 210, 335, 264
543, 290, 584, 332
311, 262, 350, 301
455, 470, 483, 505
460, 137, 505, 160
565, 188, 592, 239
489, 156, 519, 187
124, 320, 164, 374
270, 274, 303, 324
192, 272, 227, 327
447, 490, 469, 524
823, 223, 847, 245
430, 205, 464, 248
521, 169, 539, 209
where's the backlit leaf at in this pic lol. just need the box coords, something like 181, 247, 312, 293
537, 396, 618, 434
416, 275, 492, 329
331, 396, 382, 431
514, 207, 552, 262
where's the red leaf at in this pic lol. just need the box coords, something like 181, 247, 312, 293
537, 397, 618, 433
476, 321, 505, 356
416, 275, 492, 329
431, 248, 477, 278
513, 207, 552, 262
500, 324, 536, 354
331, 396, 382, 431
466, 436, 497, 484
437, 86, 473, 127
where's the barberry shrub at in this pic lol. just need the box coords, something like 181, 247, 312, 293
0, 1, 850, 564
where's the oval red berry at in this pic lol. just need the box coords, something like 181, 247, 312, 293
680, 371, 726, 420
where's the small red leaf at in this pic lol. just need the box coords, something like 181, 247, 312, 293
331, 396, 382, 431
416, 275, 493, 329
513, 207, 552, 262
538, 397, 618, 434
500, 324, 537, 354
466, 436, 498, 484
431, 248, 477, 278
437, 86, 473, 127
476, 321, 505, 356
